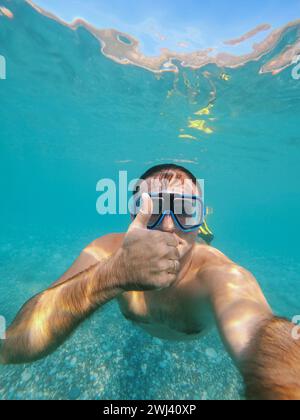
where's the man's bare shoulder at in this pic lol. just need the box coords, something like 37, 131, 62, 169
189, 245, 246, 297
53, 234, 125, 285
85, 233, 125, 259
193, 243, 234, 270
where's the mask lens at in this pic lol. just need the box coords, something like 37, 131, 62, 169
174, 197, 203, 229
148, 197, 163, 227
131, 195, 163, 227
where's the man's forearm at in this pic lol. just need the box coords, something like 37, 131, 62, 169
0, 252, 124, 364
240, 317, 300, 400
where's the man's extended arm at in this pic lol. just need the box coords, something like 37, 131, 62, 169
0, 252, 124, 364
0, 194, 183, 365
201, 263, 300, 400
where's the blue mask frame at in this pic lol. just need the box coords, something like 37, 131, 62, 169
133, 192, 205, 233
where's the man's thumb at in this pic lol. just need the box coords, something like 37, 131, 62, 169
130, 193, 153, 229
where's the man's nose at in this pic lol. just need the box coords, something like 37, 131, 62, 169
160, 214, 176, 232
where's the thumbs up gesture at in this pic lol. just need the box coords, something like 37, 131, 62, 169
117, 193, 182, 291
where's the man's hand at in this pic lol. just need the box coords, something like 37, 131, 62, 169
117, 193, 184, 291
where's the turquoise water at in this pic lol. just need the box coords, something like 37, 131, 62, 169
0, 0, 300, 400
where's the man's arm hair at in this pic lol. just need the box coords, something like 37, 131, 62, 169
241, 317, 300, 400
0, 253, 124, 365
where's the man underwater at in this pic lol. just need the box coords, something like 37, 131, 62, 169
1, 164, 300, 400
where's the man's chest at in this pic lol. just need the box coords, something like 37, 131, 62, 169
117, 275, 213, 338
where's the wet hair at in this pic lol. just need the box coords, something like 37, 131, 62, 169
133, 164, 200, 195
242, 317, 300, 400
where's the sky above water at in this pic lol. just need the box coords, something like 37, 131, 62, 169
34, 0, 300, 55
